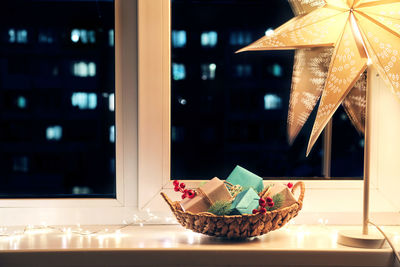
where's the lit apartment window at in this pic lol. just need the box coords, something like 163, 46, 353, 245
264, 94, 282, 110
109, 29, 114, 46
172, 30, 186, 48
109, 125, 115, 143
109, 93, 115, 111
172, 63, 186, 80
9, 29, 28, 43
73, 62, 96, 77
8, 29, 15, 43
17, 96, 27, 109
201, 63, 216, 80
71, 29, 80, 42
88, 30, 96, 43
71, 92, 97, 110
70, 29, 96, 44
269, 63, 283, 77
200, 31, 217, 47
46, 125, 63, 141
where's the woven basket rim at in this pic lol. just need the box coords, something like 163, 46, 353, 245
161, 181, 305, 217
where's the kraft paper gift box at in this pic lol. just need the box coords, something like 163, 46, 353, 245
226, 165, 264, 193
180, 177, 231, 214
265, 183, 297, 209
230, 188, 260, 215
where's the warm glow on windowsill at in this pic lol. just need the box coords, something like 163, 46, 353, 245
0, 224, 399, 266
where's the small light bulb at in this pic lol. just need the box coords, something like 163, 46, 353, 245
265, 28, 274, 37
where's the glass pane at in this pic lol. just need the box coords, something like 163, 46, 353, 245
0, 0, 115, 197
171, 0, 363, 180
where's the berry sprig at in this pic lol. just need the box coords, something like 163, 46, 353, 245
173, 180, 195, 199
252, 197, 274, 214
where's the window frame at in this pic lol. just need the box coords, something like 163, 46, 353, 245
0, 0, 398, 227
137, 0, 400, 225
0, 0, 138, 226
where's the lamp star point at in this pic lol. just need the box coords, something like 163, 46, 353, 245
239, 0, 400, 155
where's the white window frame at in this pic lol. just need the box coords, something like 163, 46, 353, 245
137, 0, 400, 225
0, 0, 138, 226
0, 0, 398, 227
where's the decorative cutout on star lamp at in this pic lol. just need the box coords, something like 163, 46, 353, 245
238, 0, 400, 155
287, 0, 366, 143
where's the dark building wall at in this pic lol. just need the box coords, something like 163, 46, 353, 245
0, 1, 115, 197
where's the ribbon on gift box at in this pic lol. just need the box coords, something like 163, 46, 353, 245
196, 187, 214, 206
180, 177, 232, 214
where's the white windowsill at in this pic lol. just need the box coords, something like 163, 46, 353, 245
0, 225, 399, 267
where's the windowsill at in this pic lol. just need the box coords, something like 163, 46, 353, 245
0, 225, 399, 267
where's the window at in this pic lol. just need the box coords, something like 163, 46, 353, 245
0, 0, 140, 227
8, 29, 28, 43
229, 31, 252, 46
0, 0, 115, 198
171, 30, 186, 48
268, 63, 283, 77
200, 63, 216, 80
200, 31, 217, 47
46, 125, 63, 141
70, 29, 96, 44
138, 0, 399, 225
264, 94, 281, 110
172, 63, 186, 80
170, 0, 364, 180
73, 62, 97, 77
71, 92, 97, 110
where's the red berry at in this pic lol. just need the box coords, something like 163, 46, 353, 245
187, 190, 195, 199
287, 182, 293, 189
174, 186, 180, 192
267, 201, 274, 207
181, 193, 187, 199
259, 198, 266, 207
252, 209, 259, 214
180, 183, 186, 189
259, 207, 267, 213
266, 197, 273, 203
173, 180, 179, 186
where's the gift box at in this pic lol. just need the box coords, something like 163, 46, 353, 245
180, 177, 231, 214
230, 188, 260, 215
226, 165, 264, 193
265, 183, 297, 209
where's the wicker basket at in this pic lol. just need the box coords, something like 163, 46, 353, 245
161, 181, 305, 239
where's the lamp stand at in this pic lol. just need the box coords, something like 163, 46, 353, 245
337, 67, 386, 249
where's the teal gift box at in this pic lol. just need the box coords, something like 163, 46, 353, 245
226, 165, 264, 193
231, 188, 260, 215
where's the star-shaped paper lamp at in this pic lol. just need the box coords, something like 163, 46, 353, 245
238, 0, 400, 156
288, 0, 366, 146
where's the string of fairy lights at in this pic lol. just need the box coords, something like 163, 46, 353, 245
0, 209, 399, 265
0, 209, 178, 238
